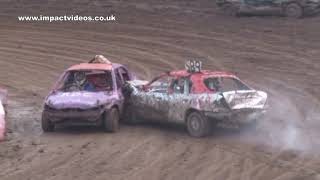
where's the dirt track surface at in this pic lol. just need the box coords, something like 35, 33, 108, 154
1, 1, 320, 180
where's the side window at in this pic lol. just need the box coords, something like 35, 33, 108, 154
171, 77, 192, 94
115, 70, 123, 89
204, 77, 221, 92
118, 67, 130, 81
220, 78, 238, 92
204, 77, 250, 92
220, 77, 251, 92
148, 75, 173, 93
56, 72, 72, 90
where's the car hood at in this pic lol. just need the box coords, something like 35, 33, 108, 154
127, 80, 149, 87
222, 90, 267, 110
46, 91, 115, 110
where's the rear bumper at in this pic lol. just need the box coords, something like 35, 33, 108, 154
44, 107, 105, 124
204, 108, 266, 125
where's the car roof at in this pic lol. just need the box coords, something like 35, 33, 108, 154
67, 63, 122, 71
169, 70, 238, 79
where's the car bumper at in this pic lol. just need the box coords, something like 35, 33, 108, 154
44, 107, 105, 124
204, 108, 267, 126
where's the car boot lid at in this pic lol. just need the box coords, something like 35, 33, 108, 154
222, 90, 267, 110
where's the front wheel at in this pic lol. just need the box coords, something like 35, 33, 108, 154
41, 111, 55, 132
186, 112, 211, 138
284, 3, 303, 18
103, 108, 120, 132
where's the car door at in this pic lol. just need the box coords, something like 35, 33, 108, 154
118, 66, 132, 82
113, 68, 125, 112
142, 74, 173, 122
165, 77, 193, 123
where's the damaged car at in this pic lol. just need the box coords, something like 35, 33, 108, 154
0, 87, 7, 141
42, 55, 135, 132
124, 61, 268, 137
216, 0, 320, 18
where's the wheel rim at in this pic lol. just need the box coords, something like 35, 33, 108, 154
189, 115, 201, 132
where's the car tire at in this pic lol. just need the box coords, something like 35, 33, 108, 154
41, 111, 54, 132
186, 111, 211, 138
103, 108, 120, 132
221, 3, 239, 16
284, 3, 303, 18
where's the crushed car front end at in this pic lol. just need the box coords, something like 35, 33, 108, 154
43, 91, 115, 126
44, 104, 105, 125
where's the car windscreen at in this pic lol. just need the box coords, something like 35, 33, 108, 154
58, 70, 113, 92
204, 77, 250, 92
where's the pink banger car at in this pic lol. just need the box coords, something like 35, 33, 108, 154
42, 56, 135, 132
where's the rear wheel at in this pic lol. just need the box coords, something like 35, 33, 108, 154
103, 108, 120, 132
284, 3, 303, 18
186, 112, 211, 138
41, 111, 54, 132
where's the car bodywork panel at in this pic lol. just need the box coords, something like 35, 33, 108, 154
45, 91, 120, 124
125, 70, 267, 126
47, 91, 116, 110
